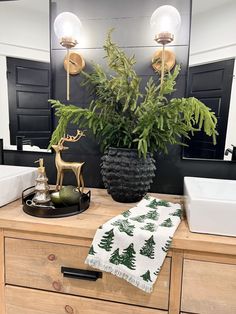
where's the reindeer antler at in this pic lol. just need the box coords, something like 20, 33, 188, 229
58, 134, 66, 146
66, 130, 85, 142
58, 130, 85, 146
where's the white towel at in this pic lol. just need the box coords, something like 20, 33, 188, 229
85, 195, 182, 293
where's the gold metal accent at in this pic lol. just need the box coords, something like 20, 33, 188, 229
161, 44, 165, 85
66, 48, 70, 100
34, 158, 45, 173
51, 130, 85, 192
63, 51, 85, 75
155, 32, 174, 45
152, 45, 175, 84
60, 37, 85, 100
60, 37, 78, 49
153, 32, 175, 85
152, 49, 176, 72
59, 37, 79, 101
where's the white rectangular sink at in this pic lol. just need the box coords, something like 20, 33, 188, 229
184, 177, 236, 237
0, 165, 37, 207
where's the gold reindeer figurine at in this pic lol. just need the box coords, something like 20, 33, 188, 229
52, 130, 85, 192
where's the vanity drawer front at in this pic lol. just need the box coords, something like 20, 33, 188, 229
181, 259, 236, 314
5, 238, 171, 310
5, 285, 167, 314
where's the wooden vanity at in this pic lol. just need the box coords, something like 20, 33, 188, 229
0, 188, 235, 314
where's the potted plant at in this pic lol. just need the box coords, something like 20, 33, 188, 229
49, 30, 217, 203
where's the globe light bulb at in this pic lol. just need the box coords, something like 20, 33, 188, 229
53, 12, 84, 101
150, 5, 181, 44
54, 12, 82, 48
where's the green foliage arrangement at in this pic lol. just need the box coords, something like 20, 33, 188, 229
49, 30, 218, 158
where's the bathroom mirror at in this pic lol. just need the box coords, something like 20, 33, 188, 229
183, 0, 236, 161
0, 0, 52, 152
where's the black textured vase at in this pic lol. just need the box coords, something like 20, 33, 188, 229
101, 147, 156, 203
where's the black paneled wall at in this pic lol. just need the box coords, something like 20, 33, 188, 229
50, 0, 190, 192
4, 0, 236, 194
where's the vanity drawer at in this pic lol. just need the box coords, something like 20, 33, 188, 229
5, 285, 167, 314
5, 238, 171, 310
181, 259, 236, 314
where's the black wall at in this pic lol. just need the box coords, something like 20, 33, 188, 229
3, 0, 236, 195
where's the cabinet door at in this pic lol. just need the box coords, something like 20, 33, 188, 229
5, 285, 167, 314
181, 259, 236, 314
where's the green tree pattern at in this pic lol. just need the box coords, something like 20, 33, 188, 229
145, 210, 159, 221
88, 245, 96, 255
162, 236, 173, 253
160, 218, 173, 227
130, 214, 146, 223
141, 270, 152, 282
170, 208, 182, 218
109, 248, 121, 265
120, 243, 136, 270
147, 199, 159, 209
144, 194, 150, 200
98, 228, 114, 251
112, 219, 135, 236
156, 200, 170, 207
122, 209, 131, 218
140, 235, 156, 259
141, 222, 157, 232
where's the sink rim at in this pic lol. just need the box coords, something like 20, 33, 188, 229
184, 176, 236, 203
0, 165, 37, 182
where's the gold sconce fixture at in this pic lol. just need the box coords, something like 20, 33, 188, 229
54, 12, 85, 100
150, 5, 181, 84
63, 51, 85, 75
152, 49, 176, 73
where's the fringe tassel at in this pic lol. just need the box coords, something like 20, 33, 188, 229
85, 256, 153, 294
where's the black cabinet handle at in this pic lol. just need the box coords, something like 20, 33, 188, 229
61, 267, 102, 281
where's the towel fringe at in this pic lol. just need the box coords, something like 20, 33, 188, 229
85, 256, 153, 293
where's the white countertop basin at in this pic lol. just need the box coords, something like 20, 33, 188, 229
0, 165, 37, 207
184, 176, 236, 236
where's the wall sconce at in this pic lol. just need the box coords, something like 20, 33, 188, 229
150, 5, 181, 84
54, 12, 85, 101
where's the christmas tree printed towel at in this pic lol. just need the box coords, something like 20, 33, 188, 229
85, 195, 182, 293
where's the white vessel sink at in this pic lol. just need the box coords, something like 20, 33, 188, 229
184, 177, 236, 237
0, 165, 37, 207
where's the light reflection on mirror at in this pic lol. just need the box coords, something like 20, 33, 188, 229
183, 0, 236, 161
0, 0, 51, 152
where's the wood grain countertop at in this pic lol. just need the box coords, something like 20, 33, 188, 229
0, 188, 235, 255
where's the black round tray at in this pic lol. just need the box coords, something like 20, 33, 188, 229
22, 186, 91, 218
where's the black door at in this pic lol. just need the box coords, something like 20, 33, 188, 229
7, 57, 51, 149
184, 59, 234, 159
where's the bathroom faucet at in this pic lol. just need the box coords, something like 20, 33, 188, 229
16, 136, 32, 151
225, 145, 236, 161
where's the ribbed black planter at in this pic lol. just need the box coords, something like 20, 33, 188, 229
101, 147, 156, 203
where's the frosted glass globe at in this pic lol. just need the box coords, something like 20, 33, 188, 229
54, 12, 82, 42
150, 5, 181, 39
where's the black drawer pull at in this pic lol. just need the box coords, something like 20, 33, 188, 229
61, 267, 102, 281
